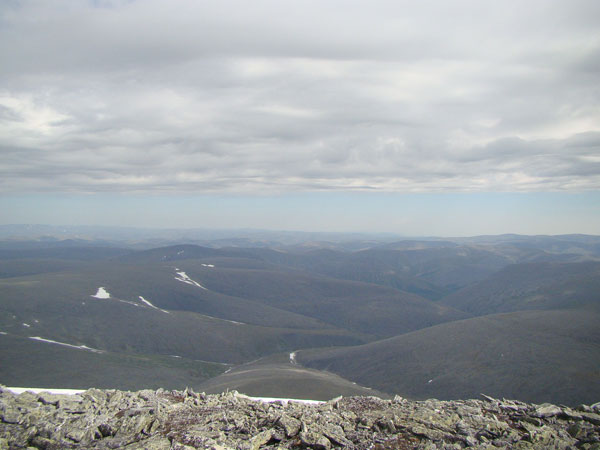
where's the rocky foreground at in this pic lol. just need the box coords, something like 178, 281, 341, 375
1, 387, 599, 449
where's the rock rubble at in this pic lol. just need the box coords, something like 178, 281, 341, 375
1, 386, 599, 449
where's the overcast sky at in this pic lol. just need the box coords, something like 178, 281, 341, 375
1, 0, 599, 235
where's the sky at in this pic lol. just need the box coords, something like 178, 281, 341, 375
1, 0, 599, 236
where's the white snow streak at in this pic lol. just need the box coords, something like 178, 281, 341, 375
5, 387, 85, 395
29, 336, 104, 353
197, 313, 243, 325
222, 318, 243, 325
4, 388, 322, 404
91, 287, 169, 313
138, 295, 155, 307
92, 287, 110, 299
175, 271, 207, 289
201, 263, 215, 268
139, 296, 170, 314
245, 395, 323, 405
289, 352, 297, 364
22, 323, 31, 328
0, 331, 7, 335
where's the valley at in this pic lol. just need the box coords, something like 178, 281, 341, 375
0, 232, 599, 406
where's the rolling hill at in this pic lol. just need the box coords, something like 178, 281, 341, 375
0, 333, 227, 390
173, 260, 468, 338
197, 353, 388, 400
0, 261, 365, 371
440, 261, 600, 315
1, 234, 599, 404
297, 309, 600, 405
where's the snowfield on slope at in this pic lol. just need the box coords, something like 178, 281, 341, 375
138, 296, 170, 314
92, 287, 110, 299
90, 288, 169, 314
174, 269, 207, 289
3, 387, 323, 404
29, 336, 104, 353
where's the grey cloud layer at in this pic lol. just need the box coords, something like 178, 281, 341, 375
1, 0, 599, 193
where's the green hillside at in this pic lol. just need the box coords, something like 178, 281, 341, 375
0, 333, 226, 390
198, 353, 389, 400
441, 261, 600, 315
1, 238, 599, 404
178, 261, 468, 338
298, 309, 600, 405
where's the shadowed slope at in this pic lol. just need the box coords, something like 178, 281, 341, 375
441, 261, 600, 315
298, 309, 600, 405
186, 262, 468, 338
0, 334, 227, 390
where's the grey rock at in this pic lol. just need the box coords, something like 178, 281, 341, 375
581, 412, 600, 426
0, 409, 21, 424
299, 430, 331, 450
534, 403, 563, 418
0, 388, 597, 450
277, 415, 301, 437
249, 429, 273, 450
125, 434, 172, 449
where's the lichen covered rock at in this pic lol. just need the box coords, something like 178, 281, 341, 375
0, 386, 598, 449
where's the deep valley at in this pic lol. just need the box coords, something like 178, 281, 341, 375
1, 230, 599, 406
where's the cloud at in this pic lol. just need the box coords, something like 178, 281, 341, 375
0, 0, 599, 194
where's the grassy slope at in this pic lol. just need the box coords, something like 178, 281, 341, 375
0, 333, 227, 390
118, 244, 512, 300
251, 246, 514, 297
298, 309, 600, 406
180, 261, 468, 339
441, 261, 600, 315
0, 268, 363, 365
198, 353, 389, 401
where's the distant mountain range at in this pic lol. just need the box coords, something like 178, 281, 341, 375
0, 230, 598, 405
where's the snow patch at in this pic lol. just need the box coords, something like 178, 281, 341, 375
289, 352, 297, 364
222, 318, 243, 325
245, 395, 323, 405
22, 323, 31, 328
175, 271, 207, 290
177, 250, 185, 255
138, 295, 155, 307
4, 388, 322, 404
201, 263, 215, 268
29, 336, 104, 353
428, 379, 433, 384
0, 331, 7, 335
169, 355, 182, 358
91, 288, 166, 312
193, 359, 231, 366
198, 313, 243, 325
5, 387, 85, 395
139, 296, 170, 314
92, 287, 110, 299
